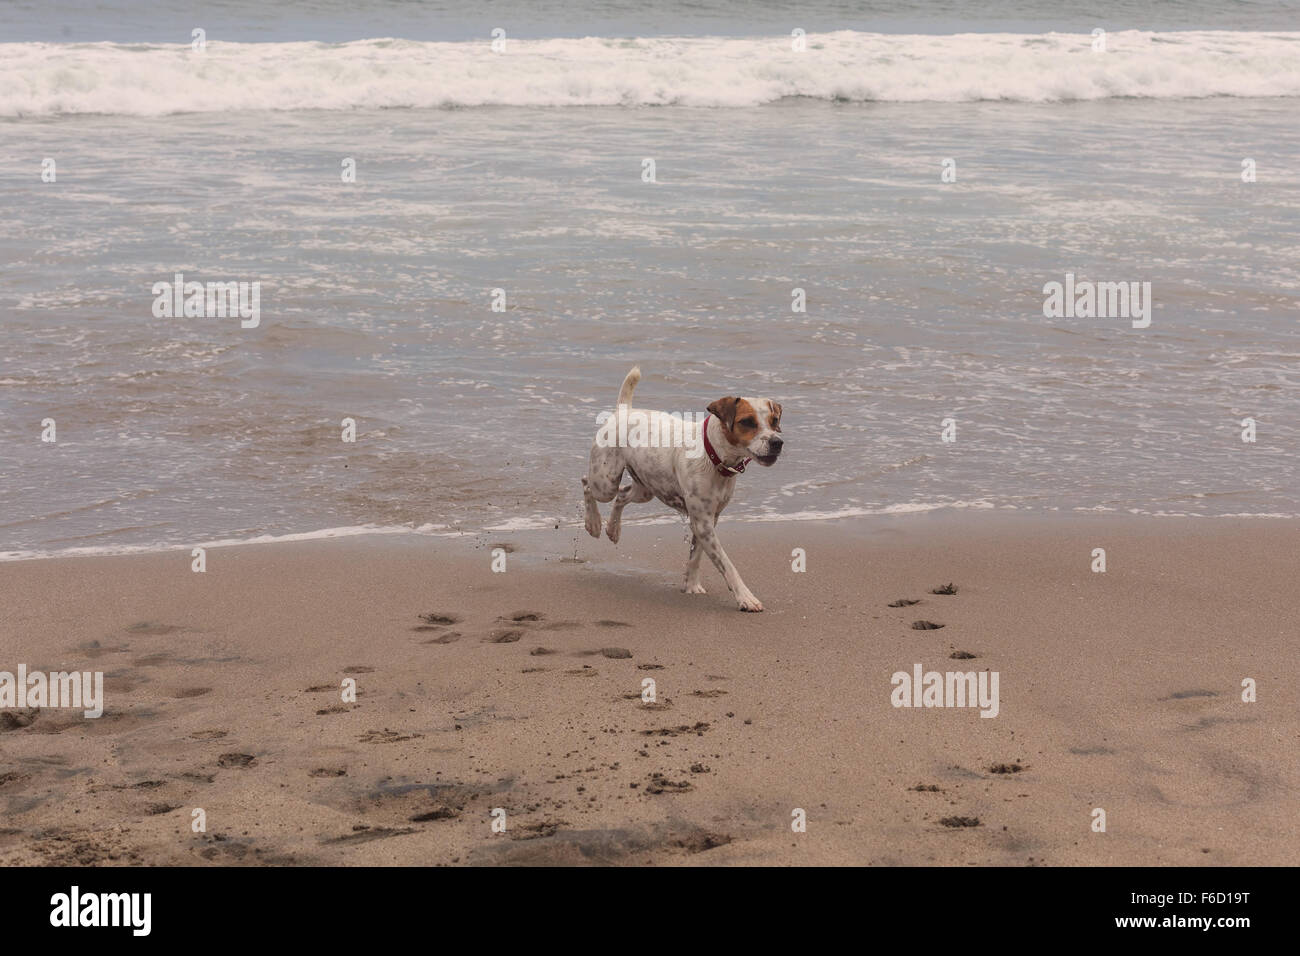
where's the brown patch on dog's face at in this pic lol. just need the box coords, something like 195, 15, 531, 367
707, 396, 741, 433
709, 396, 785, 465
709, 397, 758, 444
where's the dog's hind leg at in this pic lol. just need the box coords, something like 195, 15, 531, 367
581, 476, 607, 538
605, 481, 652, 544
583, 444, 624, 539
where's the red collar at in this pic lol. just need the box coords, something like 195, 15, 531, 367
702, 415, 751, 477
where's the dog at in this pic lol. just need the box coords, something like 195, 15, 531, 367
581, 367, 784, 612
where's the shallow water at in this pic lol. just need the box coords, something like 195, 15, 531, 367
2, 12, 1298, 558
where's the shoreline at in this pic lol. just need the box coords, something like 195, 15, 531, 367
1, 513, 1296, 865
5, 505, 1299, 564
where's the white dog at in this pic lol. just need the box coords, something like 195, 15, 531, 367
581, 367, 784, 612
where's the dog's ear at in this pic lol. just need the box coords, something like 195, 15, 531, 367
707, 396, 741, 431
771, 402, 783, 424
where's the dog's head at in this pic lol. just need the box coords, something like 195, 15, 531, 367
707, 396, 785, 466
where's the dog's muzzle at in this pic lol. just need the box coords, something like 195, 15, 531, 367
754, 436, 783, 466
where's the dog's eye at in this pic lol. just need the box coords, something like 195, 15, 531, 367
740, 418, 757, 428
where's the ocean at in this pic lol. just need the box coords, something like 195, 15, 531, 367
2, 0, 1298, 559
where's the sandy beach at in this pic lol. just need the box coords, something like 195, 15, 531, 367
1, 512, 1295, 866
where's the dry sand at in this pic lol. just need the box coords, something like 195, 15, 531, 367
1, 513, 1296, 866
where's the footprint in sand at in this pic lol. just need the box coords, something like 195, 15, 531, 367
502, 611, 544, 623
343, 666, 374, 674
673, 831, 730, 852
419, 612, 461, 625
420, 632, 462, 645
939, 816, 980, 828
645, 773, 692, 794
173, 687, 212, 698
513, 820, 565, 840
641, 722, 710, 737
949, 650, 977, 660
77, 641, 129, 659
131, 653, 173, 667
911, 620, 944, 630
190, 729, 227, 740
409, 807, 460, 822
888, 599, 920, 608
309, 768, 347, 777
485, 629, 524, 643
988, 762, 1026, 774
1, 709, 40, 732
491, 542, 518, 553
931, 584, 958, 595
596, 620, 632, 628
316, 705, 350, 716
126, 622, 182, 636
358, 729, 422, 744
217, 753, 256, 769
414, 612, 461, 631
529, 647, 557, 656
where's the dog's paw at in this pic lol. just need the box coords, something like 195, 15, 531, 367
736, 594, 764, 612
682, 582, 707, 595
604, 522, 620, 544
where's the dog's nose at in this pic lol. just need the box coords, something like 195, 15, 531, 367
769, 437, 784, 452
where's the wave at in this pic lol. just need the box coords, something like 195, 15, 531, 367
4, 30, 1300, 115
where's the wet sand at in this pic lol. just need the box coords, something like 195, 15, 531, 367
1, 513, 1296, 865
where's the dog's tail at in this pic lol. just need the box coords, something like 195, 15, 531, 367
617, 366, 641, 407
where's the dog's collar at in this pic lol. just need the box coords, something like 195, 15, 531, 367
702, 415, 751, 477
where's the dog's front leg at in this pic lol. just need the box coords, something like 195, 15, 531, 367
687, 510, 762, 612
682, 531, 706, 594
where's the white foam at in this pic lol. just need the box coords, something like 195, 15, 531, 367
0, 523, 451, 563
3, 30, 1299, 116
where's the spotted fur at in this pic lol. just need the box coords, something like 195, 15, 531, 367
581, 367, 786, 612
